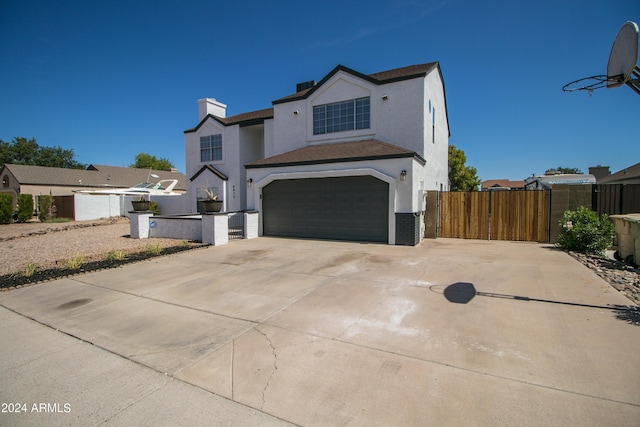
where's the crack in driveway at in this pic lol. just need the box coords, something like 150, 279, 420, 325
254, 326, 278, 411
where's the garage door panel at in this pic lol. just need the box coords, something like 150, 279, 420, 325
262, 176, 388, 243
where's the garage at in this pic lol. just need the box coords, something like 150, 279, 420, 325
262, 175, 389, 243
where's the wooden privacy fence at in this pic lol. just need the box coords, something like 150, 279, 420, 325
593, 184, 640, 216
52, 195, 75, 220
437, 190, 550, 242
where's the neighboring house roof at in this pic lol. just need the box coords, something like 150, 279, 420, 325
1, 164, 186, 190
189, 165, 229, 182
245, 139, 425, 169
481, 179, 525, 190
524, 174, 595, 190
184, 108, 274, 133
598, 162, 640, 184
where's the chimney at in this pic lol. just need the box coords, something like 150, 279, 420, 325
588, 166, 610, 181
296, 80, 316, 92
198, 98, 227, 121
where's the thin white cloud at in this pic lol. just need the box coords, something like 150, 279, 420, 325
308, 0, 450, 49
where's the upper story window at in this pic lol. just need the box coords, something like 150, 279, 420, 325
200, 134, 222, 162
313, 97, 370, 135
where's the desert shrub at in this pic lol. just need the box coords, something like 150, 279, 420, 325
556, 206, 615, 255
144, 243, 162, 255
107, 249, 126, 261
16, 194, 34, 223
0, 194, 13, 224
23, 263, 38, 277
149, 201, 160, 215
38, 195, 56, 222
64, 254, 85, 270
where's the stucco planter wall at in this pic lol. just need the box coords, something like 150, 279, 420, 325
610, 214, 640, 264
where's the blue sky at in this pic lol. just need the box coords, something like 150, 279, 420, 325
1, 0, 638, 181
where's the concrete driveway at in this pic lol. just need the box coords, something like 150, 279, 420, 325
1, 237, 639, 426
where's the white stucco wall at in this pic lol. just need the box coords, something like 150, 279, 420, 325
74, 194, 121, 221
422, 69, 450, 191
185, 114, 267, 213
186, 64, 450, 220
73, 194, 187, 221
149, 216, 201, 241
266, 68, 448, 194
185, 119, 230, 213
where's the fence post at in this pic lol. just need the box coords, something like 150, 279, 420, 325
424, 191, 438, 238
244, 211, 259, 239
202, 213, 229, 246
129, 212, 152, 239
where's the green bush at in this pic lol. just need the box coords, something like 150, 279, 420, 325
149, 201, 160, 215
0, 194, 13, 224
38, 195, 56, 222
16, 194, 34, 223
556, 206, 615, 255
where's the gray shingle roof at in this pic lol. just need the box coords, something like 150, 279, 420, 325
2, 164, 186, 190
184, 108, 274, 134
598, 162, 640, 184
245, 139, 425, 169
273, 62, 439, 104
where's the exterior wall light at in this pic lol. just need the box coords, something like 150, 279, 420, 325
293, 110, 300, 115
382, 95, 389, 100
400, 170, 407, 181
247, 178, 253, 187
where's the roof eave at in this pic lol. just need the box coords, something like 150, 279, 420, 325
246, 152, 425, 169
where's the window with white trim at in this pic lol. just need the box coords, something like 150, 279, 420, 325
313, 97, 370, 135
200, 134, 222, 162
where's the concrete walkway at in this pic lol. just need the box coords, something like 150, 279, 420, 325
1, 237, 639, 426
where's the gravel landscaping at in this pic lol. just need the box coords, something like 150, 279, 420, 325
0, 217, 205, 290
569, 251, 640, 305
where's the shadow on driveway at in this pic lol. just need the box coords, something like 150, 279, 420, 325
435, 282, 640, 326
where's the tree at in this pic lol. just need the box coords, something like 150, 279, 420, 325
546, 166, 584, 174
448, 145, 481, 191
0, 137, 86, 169
130, 152, 174, 171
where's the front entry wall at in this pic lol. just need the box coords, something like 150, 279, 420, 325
262, 176, 389, 243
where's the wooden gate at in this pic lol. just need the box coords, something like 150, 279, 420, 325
52, 195, 75, 220
437, 190, 550, 242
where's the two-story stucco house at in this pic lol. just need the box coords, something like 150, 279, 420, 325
184, 62, 449, 245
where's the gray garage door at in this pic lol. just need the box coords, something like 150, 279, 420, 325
262, 175, 388, 243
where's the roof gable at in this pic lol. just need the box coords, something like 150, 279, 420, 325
272, 62, 439, 105
189, 164, 229, 181
245, 139, 425, 169
184, 108, 274, 134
